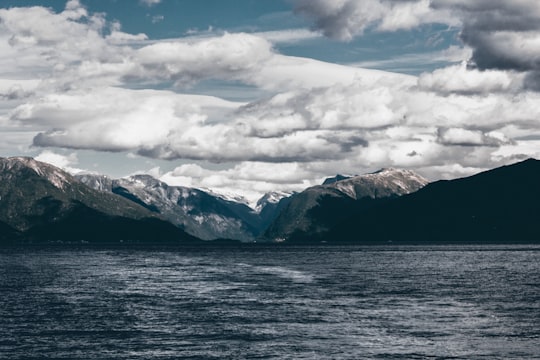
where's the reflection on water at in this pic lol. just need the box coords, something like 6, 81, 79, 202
1, 245, 539, 359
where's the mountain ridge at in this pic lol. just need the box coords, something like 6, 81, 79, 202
314, 158, 540, 244
0, 157, 200, 245
2, 156, 538, 245
263, 167, 429, 242
76, 173, 292, 241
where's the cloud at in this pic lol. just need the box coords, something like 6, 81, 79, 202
20, 87, 240, 151
35, 150, 85, 174
15, 71, 540, 179
0, 0, 146, 94
351, 45, 472, 73
418, 62, 526, 94
437, 127, 511, 147
140, 0, 161, 7
430, 1, 540, 68
292, 0, 458, 41
161, 162, 318, 206
130, 33, 275, 86
255, 29, 322, 44
2, 1, 540, 201
0, 80, 38, 100
293, 0, 540, 86
151, 15, 164, 24
0, 1, 105, 60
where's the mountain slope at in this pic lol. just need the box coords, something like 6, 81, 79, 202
256, 191, 295, 232
263, 168, 428, 242
0, 221, 20, 244
77, 174, 270, 241
326, 158, 540, 244
0, 157, 199, 244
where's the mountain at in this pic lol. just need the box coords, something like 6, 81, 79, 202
255, 191, 295, 231
0, 157, 200, 245
263, 168, 428, 242
0, 221, 20, 244
2, 156, 537, 245
77, 174, 291, 241
323, 158, 540, 244
322, 174, 353, 185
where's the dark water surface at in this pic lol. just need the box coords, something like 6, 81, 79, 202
1, 245, 539, 359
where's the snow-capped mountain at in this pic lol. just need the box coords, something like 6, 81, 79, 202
0, 157, 198, 244
255, 191, 293, 213
77, 173, 276, 241
325, 158, 540, 244
2, 156, 539, 246
1, 156, 72, 190
255, 191, 295, 231
327, 168, 428, 200
76, 173, 113, 192
321, 174, 353, 185
263, 168, 428, 242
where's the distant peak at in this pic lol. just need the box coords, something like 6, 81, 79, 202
3, 156, 53, 171
255, 191, 294, 212
322, 174, 354, 185
4, 156, 40, 166
119, 174, 166, 188
370, 167, 401, 174
1, 156, 71, 190
518, 158, 539, 164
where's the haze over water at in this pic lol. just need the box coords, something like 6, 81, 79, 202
1, 245, 539, 359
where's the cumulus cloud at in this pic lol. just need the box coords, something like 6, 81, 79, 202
437, 127, 511, 147
433, 1, 540, 70
294, 0, 540, 87
292, 0, 458, 41
1, 1, 540, 201
418, 62, 526, 94
13, 73, 540, 180
0, 1, 106, 62
255, 29, 322, 44
129, 33, 275, 86
18, 87, 240, 152
160, 162, 318, 206
35, 150, 85, 174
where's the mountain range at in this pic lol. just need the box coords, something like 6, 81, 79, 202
0, 157, 199, 245
76, 173, 292, 241
322, 158, 540, 244
263, 168, 428, 242
0, 156, 538, 245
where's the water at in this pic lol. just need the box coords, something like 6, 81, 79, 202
1, 245, 539, 359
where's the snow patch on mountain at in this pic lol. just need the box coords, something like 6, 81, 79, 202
5, 157, 70, 190
77, 173, 264, 241
255, 191, 294, 213
331, 168, 429, 200
202, 188, 253, 208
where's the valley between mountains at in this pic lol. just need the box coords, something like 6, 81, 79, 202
0, 156, 538, 245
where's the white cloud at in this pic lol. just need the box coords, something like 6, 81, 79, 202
293, 0, 540, 88
151, 15, 164, 24
16, 87, 242, 152
130, 33, 275, 86
161, 162, 318, 206
437, 127, 511, 147
255, 29, 322, 44
35, 150, 85, 174
140, 0, 161, 7
1, 1, 540, 201
351, 45, 472, 72
418, 62, 526, 94
292, 0, 458, 41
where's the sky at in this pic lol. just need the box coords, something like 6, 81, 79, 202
1, 0, 540, 205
